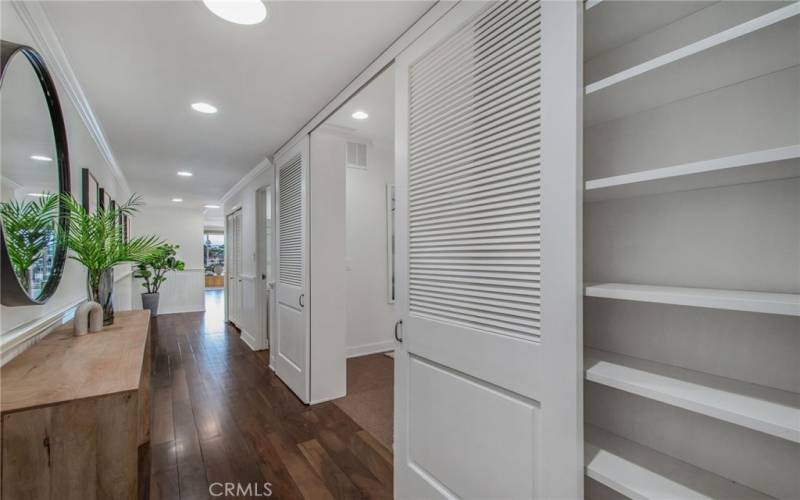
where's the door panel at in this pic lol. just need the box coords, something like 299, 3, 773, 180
407, 355, 538, 499
394, 1, 582, 498
274, 138, 310, 403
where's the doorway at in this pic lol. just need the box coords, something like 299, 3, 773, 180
256, 185, 275, 353
225, 209, 242, 327
312, 66, 397, 450
203, 230, 225, 289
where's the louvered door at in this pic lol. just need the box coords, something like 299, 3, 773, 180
274, 138, 310, 403
393, 1, 582, 498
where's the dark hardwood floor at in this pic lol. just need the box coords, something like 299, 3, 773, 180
149, 292, 393, 499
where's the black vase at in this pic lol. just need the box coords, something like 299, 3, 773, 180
88, 268, 114, 325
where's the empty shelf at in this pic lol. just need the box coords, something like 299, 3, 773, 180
585, 348, 800, 443
583, 0, 714, 61
584, 283, 800, 316
585, 145, 800, 201
584, 3, 800, 125
585, 425, 773, 500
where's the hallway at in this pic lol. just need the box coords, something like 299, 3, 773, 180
149, 292, 393, 499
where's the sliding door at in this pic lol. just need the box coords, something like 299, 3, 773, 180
274, 137, 310, 403
393, 1, 582, 497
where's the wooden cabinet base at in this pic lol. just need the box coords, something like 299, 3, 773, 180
1, 310, 152, 499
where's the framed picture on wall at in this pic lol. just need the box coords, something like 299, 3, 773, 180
81, 168, 100, 213
99, 187, 113, 211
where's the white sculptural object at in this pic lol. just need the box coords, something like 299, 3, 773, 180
74, 301, 103, 336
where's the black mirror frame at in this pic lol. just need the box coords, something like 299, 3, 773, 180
0, 40, 71, 306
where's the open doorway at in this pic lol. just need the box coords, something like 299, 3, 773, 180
203, 230, 225, 289
313, 67, 396, 449
256, 184, 275, 353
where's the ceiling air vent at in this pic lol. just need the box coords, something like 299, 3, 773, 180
346, 141, 367, 169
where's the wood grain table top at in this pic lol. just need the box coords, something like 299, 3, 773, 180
1, 309, 151, 414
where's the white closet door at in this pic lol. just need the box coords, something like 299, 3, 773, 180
393, 1, 582, 498
274, 138, 310, 403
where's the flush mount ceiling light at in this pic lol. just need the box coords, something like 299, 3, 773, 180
27, 193, 47, 197
30, 155, 53, 162
177, 171, 193, 177
352, 110, 369, 120
191, 102, 218, 114
204, 204, 221, 209
171, 198, 183, 203
203, 0, 267, 25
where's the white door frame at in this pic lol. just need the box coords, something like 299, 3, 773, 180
256, 183, 276, 352
274, 136, 311, 403
392, 1, 583, 498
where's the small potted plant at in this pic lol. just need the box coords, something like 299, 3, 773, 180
61, 194, 161, 324
134, 243, 185, 317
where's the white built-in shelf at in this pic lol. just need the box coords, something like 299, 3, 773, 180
585, 348, 800, 443
584, 283, 800, 316
584, 145, 800, 201
583, 0, 714, 61
584, 3, 800, 125
585, 424, 773, 500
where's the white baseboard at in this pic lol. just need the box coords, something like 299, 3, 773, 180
155, 305, 205, 315
240, 328, 266, 351
347, 340, 395, 359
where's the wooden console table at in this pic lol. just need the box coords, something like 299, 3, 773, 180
1, 310, 151, 499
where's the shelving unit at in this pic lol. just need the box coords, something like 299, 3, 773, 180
585, 145, 800, 202
585, 425, 773, 500
585, 348, 800, 443
584, 283, 800, 316
583, 1, 715, 60
583, 2, 799, 498
584, 3, 800, 125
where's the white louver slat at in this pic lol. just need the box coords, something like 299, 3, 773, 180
407, 0, 541, 340
279, 155, 303, 287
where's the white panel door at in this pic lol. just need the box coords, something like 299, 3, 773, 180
393, 1, 583, 498
274, 138, 310, 403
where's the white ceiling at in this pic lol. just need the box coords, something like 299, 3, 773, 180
42, 1, 433, 207
325, 65, 394, 145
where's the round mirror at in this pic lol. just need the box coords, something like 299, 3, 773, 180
0, 41, 70, 306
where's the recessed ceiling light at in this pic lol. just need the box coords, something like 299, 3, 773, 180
204, 204, 221, 209
177, 171, 193, 177
172, 198, 183, 203
191, 102, 218, 114
30, 155, 53, 162
27, 193, 47, 197
203, 0, 267, 25
352, 110, 369, 120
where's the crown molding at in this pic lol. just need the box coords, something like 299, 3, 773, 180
11, 0, 131, 196
220, 156, 273, 204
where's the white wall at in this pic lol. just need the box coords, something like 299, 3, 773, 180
308, 130, 347, 402
130, 205, 205, 315
223, 162, 275, 350
0, 4, 131, 363
345, 138, 395, 357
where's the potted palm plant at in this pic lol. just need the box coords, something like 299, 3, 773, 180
61, 194, 160, 325
133, 243, 185, 317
